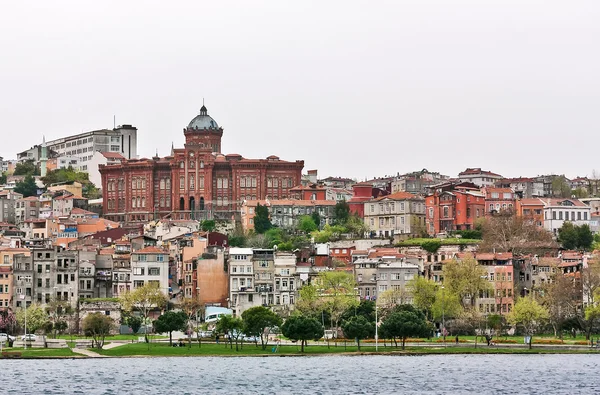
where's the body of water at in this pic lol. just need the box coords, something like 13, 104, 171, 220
2, 354, 599, 394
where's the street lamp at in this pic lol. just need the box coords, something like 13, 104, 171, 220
20, 294, 27, 350
441, 285, 446, 348
375, 302, 378, 352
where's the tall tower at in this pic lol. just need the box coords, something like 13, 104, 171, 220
40, 136, 48, 177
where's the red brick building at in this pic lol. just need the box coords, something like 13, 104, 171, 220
100, 106, 304, 225
425, 183, 485, 235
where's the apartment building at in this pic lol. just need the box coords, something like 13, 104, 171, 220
363, 192, 426, 238
131, 247, 170, 295
229, 247, 257, 316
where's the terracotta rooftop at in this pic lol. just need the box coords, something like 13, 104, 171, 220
134, 246, 168, 254
101, 152, 125, 160
374, 192, 422, 201
244, 199, 336, 207
459, 168, 502, 177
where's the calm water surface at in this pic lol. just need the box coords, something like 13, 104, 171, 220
3, 355, 600, 394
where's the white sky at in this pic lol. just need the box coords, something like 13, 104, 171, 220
1, 1, 598, 180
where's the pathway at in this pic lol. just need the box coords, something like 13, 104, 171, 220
71, 348, 108, 358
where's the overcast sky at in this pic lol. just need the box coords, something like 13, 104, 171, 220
1, 1, 598, 181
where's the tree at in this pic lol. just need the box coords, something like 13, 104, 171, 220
13, 160, 38, 176
281, 314, 324, 352
154, 311, 187, 346
431, 287, 463, 323
409, 277, 438, 320
480, 215, 556, 255
119, 283, 168, 342
581, 260, 600, 339
82, 183, 101, 199
82, 313, 114, 349
296, 284, 324, 317
254, 203, 272, 234
541, 273, 581, 338
421, 240, 442, 254
45, 298, 73, 338
126, 315, 143, 334
442, 255, 490, 309
0, 310, 16, 333
311, 211, 321, 229
341, 300, 376, 323
215, 314, 244, 351
345, 213, 369, 238
180, 297, 203, 347
0, 172, 6, 185
318, 271, 359, 333
14, 175, 38, 197
298, 215, 318, 233
242, 306, 283, 350
341, 316, 374, 350
507, 297, 549, 349
379, 305, 430, 349
551, 175, 572, 198
378, 288, 412, 312
200, 220, 216, 232
333, 200, 350, 225
558, 223, 593, 250
16, 304, 48, 334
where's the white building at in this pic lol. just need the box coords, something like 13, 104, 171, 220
229, 247, 258, 316
458, 168, 503, 187
131, 246, 170, 295
541, 198, 592, 234
44, 125, 137, 174
86, 151, 125, 188
363, 192, 426, 238
273, 252, 297, 312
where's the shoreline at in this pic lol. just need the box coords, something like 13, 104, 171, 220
7, 347, 600, 359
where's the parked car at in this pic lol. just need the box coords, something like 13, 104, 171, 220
197, 331, 213, 338
21, 334, 37, 342
243, 335, 259, 343
0, 333, 16, 342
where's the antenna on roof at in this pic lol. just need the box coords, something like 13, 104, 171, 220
113, 115, 116, 129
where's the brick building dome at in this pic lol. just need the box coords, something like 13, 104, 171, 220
188, 105, 219, 129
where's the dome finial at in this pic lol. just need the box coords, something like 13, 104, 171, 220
200, 98, 207, 115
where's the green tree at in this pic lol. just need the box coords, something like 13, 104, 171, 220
559, 222, 593, 250
14, 175, 38, 197
126, 315, 143, 334
318, 271, 359, 332
82, 312, 114, 349
82, 183, 101, 199
507, 296, 549, 349
409, 277, 438, 320
480, 215, 556, 255
551, 175, 572, 198
254, 203, 272, 234
345, 213, 369, 238
200, 220, 216, 232
153, 311, 187, 345
342, 300, 376, 323
341, 315, 374, 350
45, 298, 73, 339
379, 305, 430, 349
443, 255, 491, 309
0, 172, 6, 185
421, 240, 442, 254
333, 200, 350, 225
311, 211, 321, 228
120, 283, 168, 342
215, 315, 244, 351
16, 304, 48, 334
298, 215, 318, 233
281, 314, 324, 352
296, 284, 324, 317
431, 287, 463, 323
241, 306, 283, 350
13, 160, 38, 176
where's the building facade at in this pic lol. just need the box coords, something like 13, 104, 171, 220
100, 106, 304, 225
363, 192, 426, 238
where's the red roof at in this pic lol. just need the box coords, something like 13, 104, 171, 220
134, 246, 167, 254
101, 152, 125, 160
520, 198, 544, 206
459, 168, 502, 177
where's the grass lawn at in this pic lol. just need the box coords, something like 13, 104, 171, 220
56, 334, 167, 341
94, 341, 599, 357
1, 347, 78, 358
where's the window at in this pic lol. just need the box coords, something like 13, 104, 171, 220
133, 267, 145, 275
180, 176, 185, 189
148, 268, 160, 276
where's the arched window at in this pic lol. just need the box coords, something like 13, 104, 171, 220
141, 197, 146, 208
166, 179, 171, 189
160, 197, 164, 207
180, 161, 184, 168
137, 197, 141, 208
160, 179, 165, 190
190, 160, 195, 169
199, 197, 205, 210
200, 161, 204, 169
179, 197, 185, 211
132, 197, 136, 208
